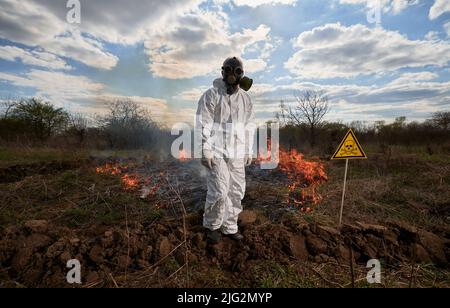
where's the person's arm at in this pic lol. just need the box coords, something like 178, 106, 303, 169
245, 99, 256, 164
196, 90, 216, 167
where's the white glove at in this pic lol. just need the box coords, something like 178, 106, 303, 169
201, 157, 213, 170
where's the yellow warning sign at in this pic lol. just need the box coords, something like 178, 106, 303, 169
331, 129, 367, 160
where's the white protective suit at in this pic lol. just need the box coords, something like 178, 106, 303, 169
196, 78, 256, 235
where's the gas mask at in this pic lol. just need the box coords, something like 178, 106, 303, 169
222, 57, 253, 95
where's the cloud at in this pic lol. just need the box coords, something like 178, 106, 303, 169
0, 0, 204, 45
231, 0, 298, 7
444, 22, 450, 37
44, 31, 118, 70
0, 0, 65, 45
0, 70, 105, 104
0, 0, 120, 70
173, 87, 210, 102
387, 72, 438, 85
429, 0, 450, 20
0, 69, 195, 125
0, 45, 71, 70
0, 0, 206, 70
0, 1, 277, 75
285, 23, 450, 79
324, 98, 441, 122
338, 0, 418, 14
247, 70, 450, 122
260, 74, 449, 105
425, 31, 440, 41
145, 10, 273, 79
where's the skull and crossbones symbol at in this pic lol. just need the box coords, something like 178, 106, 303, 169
341, 139, 358, 155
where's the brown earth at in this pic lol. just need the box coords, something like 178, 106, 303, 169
0, 209, 448, 288
0, 156, 449, 288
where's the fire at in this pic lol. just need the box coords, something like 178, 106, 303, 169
257, 140, 327, 211
179, 149, 187, 161
95, 162, 143, 192
95, 162, 124, 175
121, 173, 139, 191
278, 149, 327, 210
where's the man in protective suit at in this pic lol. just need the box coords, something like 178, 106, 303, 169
196, 57, 255, 244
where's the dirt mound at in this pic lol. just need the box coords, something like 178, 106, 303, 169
0, 210, 448, 287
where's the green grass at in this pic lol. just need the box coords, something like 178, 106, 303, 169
251, 261, 316, 288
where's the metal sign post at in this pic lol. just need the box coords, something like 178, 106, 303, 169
339, 158, 349, 226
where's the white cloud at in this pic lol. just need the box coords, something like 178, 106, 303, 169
444, 22, 450, 37
429, 0, 450, 20
173, 87, 210, 101
275, 75, 293, 82
44, 31, 118, 70
244, 58, 268, 73
0, 0, 65, 45
0, 0, 120, 70
248, 70, 449, 122
0, 69, 196, 125
0, 45, 70, 70
0, 70, 105, 104
285, 23, 450, 79
387, 72, 438, 85
338, 0, 418, 14
425, 31, 440, 41
0, 0, 208, 70
145, 10, 272, 79
29, 0, 205, 45
0, 1, 277, 75
231, 0, 297, 7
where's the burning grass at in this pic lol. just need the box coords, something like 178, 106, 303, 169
0, 146, 448, 288
257, 147, 328, 212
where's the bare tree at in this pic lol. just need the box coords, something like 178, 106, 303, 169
99, 100, 160, 149
0, 97, 19, 119
280, 90, 329, 147
431, 111, 450, 131
68, 113, 89, 145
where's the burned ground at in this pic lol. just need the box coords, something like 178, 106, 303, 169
0, 149, 449, 288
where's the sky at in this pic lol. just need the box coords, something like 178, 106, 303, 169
0, 0, 449, 126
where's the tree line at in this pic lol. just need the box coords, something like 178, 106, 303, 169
0, 98, 168, 150
277, 90, 449, 155
1, 95, 448, 155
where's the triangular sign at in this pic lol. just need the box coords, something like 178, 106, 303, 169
331, 129, 367, 160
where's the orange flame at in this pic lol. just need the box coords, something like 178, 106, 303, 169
257, 139, 327, 211
278, 149, 327, 210
179, 149, 187, 161
95, 163, 162, 197
95, 163, 124, 175
121, 173, 139, 191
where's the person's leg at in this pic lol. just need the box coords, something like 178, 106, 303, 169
220, 159, 245, 235
203, 158, 230, 232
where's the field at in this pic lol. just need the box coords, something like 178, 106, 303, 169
0, 144, 449, 288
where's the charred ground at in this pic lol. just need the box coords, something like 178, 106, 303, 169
0, 146, 449, 288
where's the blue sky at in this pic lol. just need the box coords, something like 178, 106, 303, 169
0, 0, 449, 125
